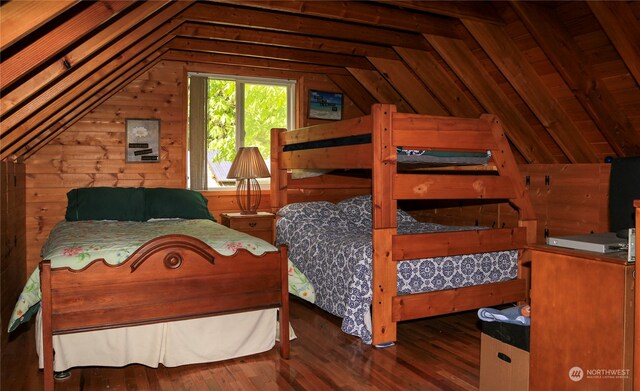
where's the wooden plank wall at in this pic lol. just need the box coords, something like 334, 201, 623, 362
22, 60, 363, 275
1, 161, 26, 350
412, 164, 611, 243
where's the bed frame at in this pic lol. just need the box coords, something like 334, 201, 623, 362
271, 103, 536, 346
40, 234, 289, 391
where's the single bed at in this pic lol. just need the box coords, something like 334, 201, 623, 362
276, 196, 519, 344
271, 103, 537, 346
8, 187, 290, 391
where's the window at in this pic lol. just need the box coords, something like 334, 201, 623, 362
187, 74, 295, 190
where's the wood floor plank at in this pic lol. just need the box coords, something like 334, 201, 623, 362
1, 298, 484, 390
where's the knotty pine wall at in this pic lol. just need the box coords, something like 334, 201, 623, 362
23, 60, 363, 275
1, 161, 26, 349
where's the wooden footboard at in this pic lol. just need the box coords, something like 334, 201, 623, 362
40, 234, 289, 391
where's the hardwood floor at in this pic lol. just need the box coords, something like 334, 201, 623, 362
2, 298, 482, 391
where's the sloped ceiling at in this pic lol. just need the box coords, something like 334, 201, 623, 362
1, 0, 639, 163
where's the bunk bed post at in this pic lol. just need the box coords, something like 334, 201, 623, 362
482, 114, 537, 300
371, 103, 398, 346
271, 128, 288, 212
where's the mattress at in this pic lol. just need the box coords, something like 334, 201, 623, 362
275, 197, 518, 344
281, 134, 491, 165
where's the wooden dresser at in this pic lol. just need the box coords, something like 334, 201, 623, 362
529, 245, 634, 390
220, 212, 275, 243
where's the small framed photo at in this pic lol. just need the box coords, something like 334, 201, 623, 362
308, 90, 343, 120
125, 118, 160, 163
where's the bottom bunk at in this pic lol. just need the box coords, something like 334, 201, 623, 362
276, 196, 527, 344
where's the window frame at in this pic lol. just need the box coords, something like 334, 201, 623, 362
187, 72, 296, 191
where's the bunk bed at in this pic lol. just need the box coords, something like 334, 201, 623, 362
271, 103, 536, 346
8, 188, 289, 391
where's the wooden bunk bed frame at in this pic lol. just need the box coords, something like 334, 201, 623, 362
271, 103, 536, 346
41, 234, 289, 391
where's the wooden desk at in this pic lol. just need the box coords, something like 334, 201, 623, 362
529, 245, 634, 391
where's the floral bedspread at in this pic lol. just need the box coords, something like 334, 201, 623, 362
275, 197, 518, 344
8, 219, 292, 332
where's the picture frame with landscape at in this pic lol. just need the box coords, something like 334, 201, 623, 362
308, 90, 343, 120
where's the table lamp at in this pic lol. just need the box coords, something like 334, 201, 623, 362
227, 147, 270, 214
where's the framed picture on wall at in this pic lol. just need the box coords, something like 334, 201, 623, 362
125, 118, 160, 162
308, 90, 343, 120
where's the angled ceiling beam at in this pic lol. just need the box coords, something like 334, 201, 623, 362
163, 50, 351, 75
1, 1, 189, 143
512, 1, 640, 157
347, 68, 414, 113
367, 57, 448, 116
424, 35, 557, 164
1, 1, 135, 92
327, 74, 378, 115
462, 21, 600, 163
375, 0, 504, 25
0, 3, 189, 159
1, 1, 171, 116
588, 1, 640, 86
0, 0, 78, 52
177, 22, 400, 60
22, 55, 165, 160
167, 37, 374, 70
394, 47, 481, 118
212, 0, 461, 38
12, 40, 171, 161
179, 2, 429, 51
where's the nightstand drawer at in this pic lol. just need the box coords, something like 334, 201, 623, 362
228, 218, 272, 231
220, 212, 275, 244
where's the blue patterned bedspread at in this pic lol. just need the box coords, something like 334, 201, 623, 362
276, 196, 518, 344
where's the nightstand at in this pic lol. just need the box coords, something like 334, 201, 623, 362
220, 212, 275, 243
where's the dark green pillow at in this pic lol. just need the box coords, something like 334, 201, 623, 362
65, 187, 145, 221
144, 188, 215, 221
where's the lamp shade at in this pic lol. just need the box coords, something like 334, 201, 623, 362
227, 147, 270, 179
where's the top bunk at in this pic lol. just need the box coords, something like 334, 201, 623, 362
271, 103, 535, 224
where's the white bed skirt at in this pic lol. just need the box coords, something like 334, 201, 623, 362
36, 309, 294, 371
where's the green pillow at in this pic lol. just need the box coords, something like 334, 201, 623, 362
144, 188, 215, 221
65, 187, 145, 221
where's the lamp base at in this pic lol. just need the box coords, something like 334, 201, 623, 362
236, 178, 262, 215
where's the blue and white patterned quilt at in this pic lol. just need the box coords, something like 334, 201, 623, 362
276, 196, 518, 344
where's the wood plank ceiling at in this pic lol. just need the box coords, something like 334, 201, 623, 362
1, 1, 639, 164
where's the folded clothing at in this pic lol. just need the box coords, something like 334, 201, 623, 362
478, 305, 530, 326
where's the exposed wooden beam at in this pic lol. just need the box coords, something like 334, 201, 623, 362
1, 1, 171, 117
167, 37, 374, 70
163, 50, 351, 75
367, 57, 448, 116
0, 0, 78, 52
212, 0, 461, 38
177, 22, 400, 60
1, 1, 134, 92
394, 47, 481, 118
327, 74, 377, 115
14, 43, 170, 161
179, 2, 429, 51
0, 6, 187, 159
588, 1, 640, 86
512, 1, 640, 157
22, 56, 165, 160
424, 34, 557, 164
462, 21, 600, 163
346, 68, 414, 113
375, 0, 504, 25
